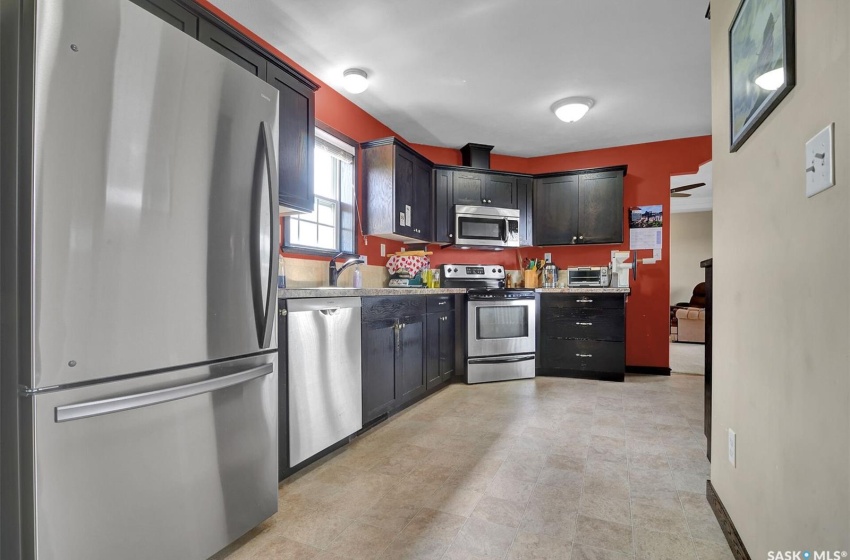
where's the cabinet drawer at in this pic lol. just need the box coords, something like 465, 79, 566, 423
362, 296, 426, 322
541, 308, 624, 342
426, 295, 454, 313
541, 339, 624, 373
542, 293, 624, 309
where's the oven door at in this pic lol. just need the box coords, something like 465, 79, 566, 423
467, 298, 536, 357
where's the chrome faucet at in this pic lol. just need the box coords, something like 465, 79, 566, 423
328, 251, 365, 287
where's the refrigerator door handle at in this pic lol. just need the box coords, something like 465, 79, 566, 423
261, 120, 278, 349
54, 363, 273, 423
251, 121, 279, 349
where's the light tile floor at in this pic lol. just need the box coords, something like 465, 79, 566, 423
213, 374, 732, 560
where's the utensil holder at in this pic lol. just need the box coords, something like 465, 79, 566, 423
523, 270, 538, 289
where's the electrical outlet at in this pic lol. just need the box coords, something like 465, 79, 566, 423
360, 255, 367, 265
728, 428, 736, 467
380, 243, 386, 257
544, 252, 552, 263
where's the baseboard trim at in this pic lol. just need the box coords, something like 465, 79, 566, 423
707, 480, 751, 560
625, 365, 672, 376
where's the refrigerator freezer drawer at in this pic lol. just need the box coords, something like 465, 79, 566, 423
29, 354, 277, 560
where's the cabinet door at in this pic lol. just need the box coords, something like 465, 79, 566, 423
517, 177, 533, 246
533, 175, 579, 245
397, 316, 426, 403
453, 172, 486, 206
439, 312, 455, 382
362, 319, 399, 423
199, 20, 267, 79
425, 314, 442, 390
129, 0, 198, 36
394, 149, 417, 237
484, 174, 517, 208
268, 64, 315, 213
578, 171, 623, 244
277, 305, 289, 481
434, 168, 454, 243
411, 158, 433, 241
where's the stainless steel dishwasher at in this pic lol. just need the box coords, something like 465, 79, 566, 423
286, 297, 362, 467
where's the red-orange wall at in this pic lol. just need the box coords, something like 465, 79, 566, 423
196, 1, 711, 369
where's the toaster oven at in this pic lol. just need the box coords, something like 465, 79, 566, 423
567, 266, 610, 287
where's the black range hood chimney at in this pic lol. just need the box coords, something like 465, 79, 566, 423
460, 143, 494, 169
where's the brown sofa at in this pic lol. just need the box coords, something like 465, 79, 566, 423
671, 282, 706, 343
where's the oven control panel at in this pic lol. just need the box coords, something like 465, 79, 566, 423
441, 264, 505, 280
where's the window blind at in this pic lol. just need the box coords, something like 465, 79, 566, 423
316, 136, 354, 165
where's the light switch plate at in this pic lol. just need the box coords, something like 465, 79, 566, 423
544, 252, 552, 263
806, 123, 835, 198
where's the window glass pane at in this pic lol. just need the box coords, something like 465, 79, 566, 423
314, 150, 335, 199
295, 221, 317, 246
317, 200, 335, 226
284, 127, 356, 254
317, 225, 336, 250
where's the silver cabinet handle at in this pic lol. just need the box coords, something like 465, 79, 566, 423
279, 309, 287, 317
438, 301, 447, 305
578, 235, 584, 241
448, 233, 453, 238
576, 298, 593, 303
572, 236, 577, 242
575, 353, 593, 358
55, 363, 273, 423
576, 322, 593, 326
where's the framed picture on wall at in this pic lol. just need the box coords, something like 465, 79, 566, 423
729, 0, 795, 152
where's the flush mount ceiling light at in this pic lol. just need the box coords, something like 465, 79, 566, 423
342, 68, 368, 94
755, 67, 785, 91
552, 97, 594, 123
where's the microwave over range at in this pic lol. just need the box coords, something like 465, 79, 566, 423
453, 205, 520, 248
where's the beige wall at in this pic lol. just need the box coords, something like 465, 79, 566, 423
711, 0, 850, 555
670, 211, 712, 306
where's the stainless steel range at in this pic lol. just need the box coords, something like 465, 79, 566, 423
441, 265, 536, 384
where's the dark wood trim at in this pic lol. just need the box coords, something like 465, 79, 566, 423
625, 365, 672, 375
281, 436, 350, 480
359, 137, 434, 166
434, 163, 533, 178
707, 481, 751, 560
535, 164, 628, 178
171, 0, 319, 91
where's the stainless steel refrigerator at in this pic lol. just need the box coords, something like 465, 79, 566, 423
0, 0, 280, 558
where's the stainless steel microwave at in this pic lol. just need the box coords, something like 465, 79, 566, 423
454, 205, 520, 248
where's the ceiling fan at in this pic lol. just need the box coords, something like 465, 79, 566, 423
670, 182, 705, 197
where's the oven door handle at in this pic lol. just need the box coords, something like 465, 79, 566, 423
468, 354, 535, 365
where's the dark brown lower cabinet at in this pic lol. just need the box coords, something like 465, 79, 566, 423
362, 296, 455, 425
539, 293, 626, 382
426, 296, 456, 389
361, 297, 427, 424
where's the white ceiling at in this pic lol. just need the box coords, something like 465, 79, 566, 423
210, 0, 711, 158
671, 160, 712, 213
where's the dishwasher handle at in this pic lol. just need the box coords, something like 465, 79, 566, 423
286, 297, 361, 313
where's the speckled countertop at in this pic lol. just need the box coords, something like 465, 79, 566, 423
278, 286, 628, 298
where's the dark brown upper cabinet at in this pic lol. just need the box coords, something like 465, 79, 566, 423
362, 138, 433, 243
130, 0, 198, 35
533, 166, 626, 246
199, 20, 267, 79
452, 170, 517, 208
267, 65, 316, 214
